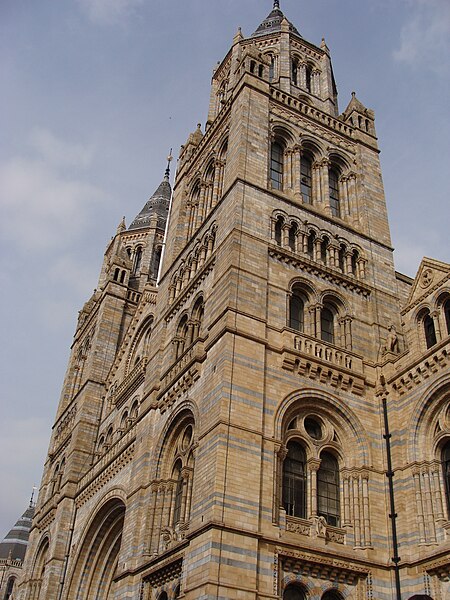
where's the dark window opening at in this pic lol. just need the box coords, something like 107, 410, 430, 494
317, 451, 340, 527
300, 156, 312, 204
321, 307, 334, 344
424, 314, 437, 348
283, 442, 307, 518
271, 143, 283, 190
329, 169, 340, 217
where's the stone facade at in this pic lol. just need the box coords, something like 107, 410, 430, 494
17, 3, 450, 600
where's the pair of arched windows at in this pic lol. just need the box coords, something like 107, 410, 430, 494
418, 298, 450, 350
289, 286, 341, 347
175, 297, 205, 359
283, 441, 340, 527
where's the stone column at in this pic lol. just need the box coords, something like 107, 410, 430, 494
343, 473, 351, 526
282, 224, 290, 249
413, 468, 426, 543
431, 310, 442, 342
308, 459, 320, 518
352, 475, 362, 548
362, 472, 371, 547
293, 145, 301, 199
320, 159, 331, 214
422, 468, 437, 542
312, 162, 322, 207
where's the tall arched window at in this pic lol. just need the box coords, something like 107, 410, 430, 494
275, 216, 283, 245
289, 287, 305, 332
442, 442, 450, 516
291, 59, 298, 86
283, 441, 307, 518
424, 313, 437, 348
321, 306, 335, 344
175, 315, 189, 358
132, 246, 143, 275
329, 168, 340, 217
317, 451, 340, 527
321, 236, 329, 265
307, 230, 315, 260
4, 576, 17, 600
300, 155, 312, 204
289, 223, 297, 251
444, 299, 450, 335
283, 585, 307, 600
305, 65, 312, 92
270, 142, 284, 190
172, 459, 184, 526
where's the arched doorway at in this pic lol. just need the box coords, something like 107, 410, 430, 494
68, 498, 126, 600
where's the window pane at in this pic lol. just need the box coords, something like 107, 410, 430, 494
321, 307, 334, 344
424, 314, 437, 348
301, 157, 312, 204
329, 169, 340, 217
289, 293, 304, 332
271, 143, 283, 190
283, 442, 307, 518
317, 452, 340, 527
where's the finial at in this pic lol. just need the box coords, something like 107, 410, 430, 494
273, 0, 280, 8
352, 91, 356, 97
30, 485, 37, 507
165, 148, 173, 180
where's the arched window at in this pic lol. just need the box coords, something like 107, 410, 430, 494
424, 313, 437, 348
321, 306, 335, 344
444, 299, 450, 335
307, 230, 315, 260
321, 236, 329, 265
317, 451, 340, 527
283, 585, 307, 600
176, 315, 189, 358
270, 142, 284, 190
322, 591, 344, 600
158, 593, 168, 600
338, 244, 346, 272
269, 55, 276, 82
351, 250, 359, 276
174, 585, 181, 599
152, 246, 162, 281
289, 223, 297, 251
275, 217, 283, 245
442, 442, 450, 516
329, 168, 340, 217
300, 155, 312, 204
132, 246, 143, 275
289, 287, 305, 332
292, 59, 298, 86
4, 576, 17, 600
283, 441, 307, 518
172, 459, 184, 526
305, 65, 312, 92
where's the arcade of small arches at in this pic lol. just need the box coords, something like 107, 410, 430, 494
96, 397, 140, 457
185, 139, 227, 239
173, 296, 205, 360
269, 134, 358, 222
271, 213, 367, 280
169, 225, 216, 304
287, 281, 353, 351
414, 292, 450, 351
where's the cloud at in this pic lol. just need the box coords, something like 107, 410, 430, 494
394, 0, 450, 73
77, 0, 144, 25
0, 129, 106, 252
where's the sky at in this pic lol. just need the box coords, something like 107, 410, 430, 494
0, 0, 449, 538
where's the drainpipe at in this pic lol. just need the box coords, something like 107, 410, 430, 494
382, 395, 402, 600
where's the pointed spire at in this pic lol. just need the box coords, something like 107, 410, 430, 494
128, 157, 172, 231
252, 1, 301, 38
116, 216, 126, 234
233, 26, 244, 44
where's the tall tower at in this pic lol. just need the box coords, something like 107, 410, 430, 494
18, 3, 450, 600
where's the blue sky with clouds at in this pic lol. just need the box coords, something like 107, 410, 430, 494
0, 0, 449, 536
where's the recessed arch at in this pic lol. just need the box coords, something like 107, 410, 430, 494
67, 496, 126, 600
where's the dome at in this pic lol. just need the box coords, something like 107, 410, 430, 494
0, 504, 35, 562
252, 1, 301, 38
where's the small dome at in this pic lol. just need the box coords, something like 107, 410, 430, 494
252, 1, 301, 38
0, 504, 35, 562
